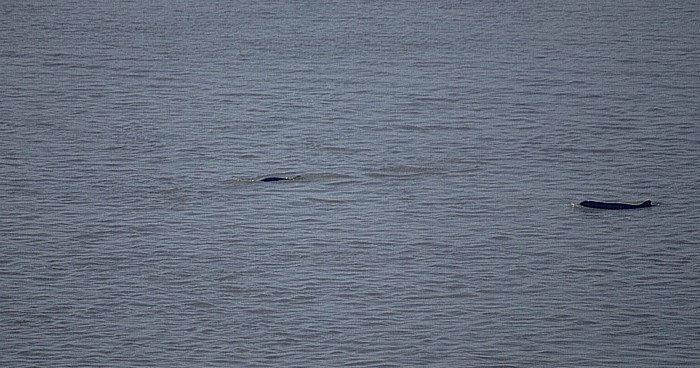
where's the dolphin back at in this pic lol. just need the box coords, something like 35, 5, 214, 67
579, 200, 654, 210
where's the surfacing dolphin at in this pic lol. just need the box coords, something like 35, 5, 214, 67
257, 175, 301, 182
258, 177, 289, 182
579, 200, 654, 210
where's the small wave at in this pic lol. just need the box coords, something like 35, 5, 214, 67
366, 164, 442, 178
300, 173, 354, 180
307, 197, 353, 204
230, 176, 256, 183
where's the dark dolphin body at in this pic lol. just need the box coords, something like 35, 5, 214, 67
257, 175, 303, 182
258, 176, 290, 182
579, 200, 654, 210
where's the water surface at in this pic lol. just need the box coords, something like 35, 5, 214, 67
1, 1, 699, 366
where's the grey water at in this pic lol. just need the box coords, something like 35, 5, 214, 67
1, 1, 699, 366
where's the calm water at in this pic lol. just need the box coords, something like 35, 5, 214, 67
2, 1, 699, 366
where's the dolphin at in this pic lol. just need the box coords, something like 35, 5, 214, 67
257, 175, 302, 182
579, 200, 654, 210
258, 177, 290, 182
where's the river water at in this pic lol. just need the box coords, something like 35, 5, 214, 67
1, 1, 699, 366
